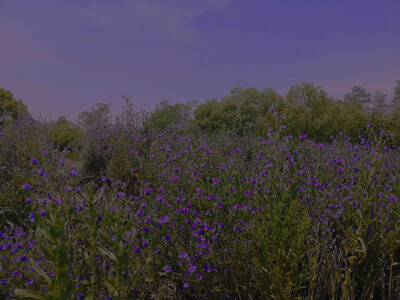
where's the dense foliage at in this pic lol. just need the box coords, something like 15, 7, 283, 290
1, 81, 400, 299
192, 83, 400, 144
0, 111, 399, 299
0, 87, 28, 126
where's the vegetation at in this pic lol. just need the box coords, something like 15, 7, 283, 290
48, 117, 84, 152
1, 80, 400, 299
0, 87, 28, 125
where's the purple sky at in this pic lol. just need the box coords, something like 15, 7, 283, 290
1, 0, 399, 121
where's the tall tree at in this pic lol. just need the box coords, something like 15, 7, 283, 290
343, 85, 371, 109
78, 103, 111, 130
371, 90, 388, 114
0, 86, 28, 125
146, 100, 197, 132
260, 87, 285, 111
286, 82, 329, 108
194, 99, 222, 132
391, 79, 400, 108
194, 86, 284, 135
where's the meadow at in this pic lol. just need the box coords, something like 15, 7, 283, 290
1, 111, 400, 299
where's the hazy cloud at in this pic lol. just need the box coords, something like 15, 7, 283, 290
62, 0, 231, 39
0, 40, 60, 64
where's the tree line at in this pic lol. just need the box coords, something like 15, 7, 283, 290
1, 79, 400, 149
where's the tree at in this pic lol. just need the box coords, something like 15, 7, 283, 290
281, 104, 312, 137
0, 86, 28, 125
371, 90, 388, 114
344, 85, 371, 109
260, 87, 285, 111
391, 79, 400, 109
194, 87, 284, 135
286, 82, 329, 108
313, 101, 367, 142
194, 99, 222, 132
78, 103, 111, 130
220, 87, 262, 133
50, 116, 83, 151
146, 100, 198, 132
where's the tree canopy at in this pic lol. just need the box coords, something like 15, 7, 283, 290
0, 86, 28, 125
78, 103, 111, 130
49, 116, 83, 151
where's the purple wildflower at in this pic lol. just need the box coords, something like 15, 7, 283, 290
299, 133, 307, 140
188, 265, 196, 273
159, 215, 169, 224
212, 177, 220, 185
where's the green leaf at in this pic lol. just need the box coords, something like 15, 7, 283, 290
99, 246, 116, 261
14, 288, 46, 299
118, 241, 125, 259
84, 293, 94, 300
49, 225, 63, 239
29, 258, 52, 285
68, 207, 74, 218
70, 231, 85, 243
98, 229, 113, 244
58, 240, 68, 271
41, 246, 57, 261
104, 279, 117, 296
71, 218, 85, 224
36, 226, 53, 243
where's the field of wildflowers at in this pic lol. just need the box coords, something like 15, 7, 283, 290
1, 112, 400, 299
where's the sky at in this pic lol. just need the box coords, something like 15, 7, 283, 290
1, 0, 399, 121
